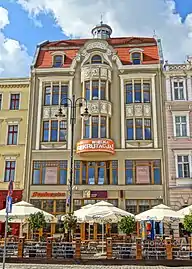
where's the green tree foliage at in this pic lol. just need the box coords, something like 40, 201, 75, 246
184, 211, 192, 233
28, 211, 46, 239
118, 216, 135, 235
63, 213, 77, 232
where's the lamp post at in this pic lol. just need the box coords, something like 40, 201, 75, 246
55, 94, 90, 221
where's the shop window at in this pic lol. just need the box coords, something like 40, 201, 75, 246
126, 199, 162, 214
74, 160, 118, 185
125, 80, 150, 104
125, 160, 161, 185
31, 199, 66, 215
32, 160, 67, 185
43, 83, 68, 106
10, 94, 20, 110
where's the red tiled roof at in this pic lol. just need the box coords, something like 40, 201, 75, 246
35, 37, 159, 68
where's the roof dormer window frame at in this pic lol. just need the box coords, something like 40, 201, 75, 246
51, 51, 65, 68
130, 48, 144, 65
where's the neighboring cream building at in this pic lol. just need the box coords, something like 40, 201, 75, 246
164, 60, 192, 210
0, 78, 30, 212
24, 22, 166, 237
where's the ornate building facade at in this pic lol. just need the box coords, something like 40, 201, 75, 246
24, 23, 166, 235
0, 78, 29, 234
164, 60, 192, 209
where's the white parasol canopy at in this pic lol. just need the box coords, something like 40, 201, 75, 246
0, 201, 56, 223
135, 204, 183, 221
72, 204, 93, 223
177, 204, 192, 216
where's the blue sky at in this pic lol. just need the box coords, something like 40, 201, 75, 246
0, 0, 192, 77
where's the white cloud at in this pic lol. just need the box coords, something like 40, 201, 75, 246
16, 0, 192, 63
0, 6, 31, 77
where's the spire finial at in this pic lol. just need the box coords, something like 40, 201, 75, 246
100, 14, 103, 24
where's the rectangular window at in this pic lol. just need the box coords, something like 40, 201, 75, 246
10, 94, 20, 110
84, 119, 90, 138
51, 121, 58, 141
125, 80, 151, 104
42, 120, 67, 142
126, 118, 151, 140
44, 86, 51, 105
52, 85, 59, 105
125, 160, 161, 185
175, 116, 187, 137
4, 161, 16, 182
7, 125, 18, 145
74, 161, 118, 185
177, 155, 190, 178
31, 199, 66, 215
32, 161, 68, 185
92, 116, 99, 138
0, 94, 2, 109
173, 81, 185, 100
85, 82, 90, 100
92, 80, 99, 100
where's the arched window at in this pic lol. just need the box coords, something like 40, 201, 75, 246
132, 52, 141, 65
53, 55, 63, 67
91, 55, 102, 64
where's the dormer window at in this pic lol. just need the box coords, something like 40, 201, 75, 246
91, 55, 102, 64
132, 52, 141, 65
53, 55, 63, 67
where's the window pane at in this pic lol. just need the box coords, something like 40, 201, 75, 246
91, 55, 102, 64
134, 84, 141, 102
52, 85, 59, 105
98, 167, 105, 185
176, 124, 181, 137
59, 121, 67, 141
100, 81, 106, 100
53, 55, 62, 67
126, 84, 133, 104
127, 119, 133, 140
182, 124, 187, 136
85, 82, 90, 100
125, 161, 133, 184
136, 119, 143, 140
84, 119, 90, 138
51, 121, 58, 141
144, 119, 151, 140
74, 161, 80, 184
56, 200, 66, 213
92, 117, 99, 138
61, 85, 68, 105
154, 168, 161, 184
88, 166, 95, 184
100, 117, 106, 138
132, 53, 141, 65
44, 86, 51, 105
43, 121, 49, 142
33, 170, 40, 184
178, 163, 183, 178
42, 200, 54, 213
183, 163, 190, 177
139, 200, 150, 213
92, 81, 99, 100
60, 169, 67, 184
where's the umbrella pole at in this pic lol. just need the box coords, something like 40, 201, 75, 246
102, 222, 104, 254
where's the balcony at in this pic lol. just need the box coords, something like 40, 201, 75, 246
76, 138, 115, 156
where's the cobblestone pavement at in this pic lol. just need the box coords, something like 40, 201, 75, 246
1, 265, 192, 269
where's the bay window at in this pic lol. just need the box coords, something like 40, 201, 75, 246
74, 161, 118, 185
84, 80, 110, 101
32, 161, 68, 185
126, 118, 152, 140
84, 116, 108, 139
125, 160, 161, 185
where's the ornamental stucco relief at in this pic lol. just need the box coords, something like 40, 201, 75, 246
126, 105, 134, 117
143, 104, 151, 116
81, 66, 111, 82
134, 104, 143, 116
82, 100, 112, 117
43, 106, 67, 119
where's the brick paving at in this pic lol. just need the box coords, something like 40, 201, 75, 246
1, 265, 192, 269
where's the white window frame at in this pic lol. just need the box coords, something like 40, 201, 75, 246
129, 48, 144, 65
174, 150, 192, 178
172, 111, 190, 137
51, 51, 65, 67
171, 78, 187, 101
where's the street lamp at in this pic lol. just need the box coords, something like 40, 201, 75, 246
55, 94, 90, 215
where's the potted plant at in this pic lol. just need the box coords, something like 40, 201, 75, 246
118, 216, 135, 241
28, 212, 46, 257
62, 213, 77, 258
184, 211, 192, 235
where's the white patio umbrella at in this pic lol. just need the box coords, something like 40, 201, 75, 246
82, 201, 134, 254
135, 204, 183, 221
177, 204, 192, 216
73, 204, 94, 223
0, 201, 56, 236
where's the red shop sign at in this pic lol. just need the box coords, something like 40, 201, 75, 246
91, 191, 108, 198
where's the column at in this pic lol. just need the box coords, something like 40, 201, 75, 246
151, 75, 158, 148
120, 77, 125, 148
35, 79, 43, 150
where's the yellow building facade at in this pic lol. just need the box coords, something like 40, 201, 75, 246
0, 78, 29, 212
